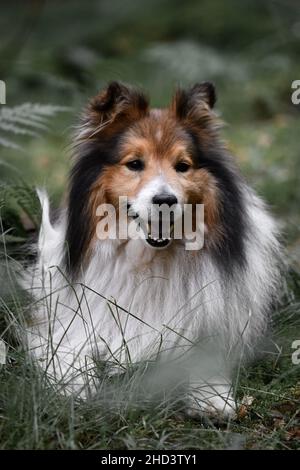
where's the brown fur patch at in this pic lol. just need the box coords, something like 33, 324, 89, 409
86, 106, 221, 247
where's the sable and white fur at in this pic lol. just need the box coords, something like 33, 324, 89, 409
24, 82, 282, 418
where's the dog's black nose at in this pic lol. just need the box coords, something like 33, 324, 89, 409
152, 194, 178, 207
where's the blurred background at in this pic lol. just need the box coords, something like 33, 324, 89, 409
0, 0, 300, 250
0, 1, 300, 450
0, 0, 300, 257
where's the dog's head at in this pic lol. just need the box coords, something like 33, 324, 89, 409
66, 82, 245, 274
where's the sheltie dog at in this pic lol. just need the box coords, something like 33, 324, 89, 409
24, 81, 282, 418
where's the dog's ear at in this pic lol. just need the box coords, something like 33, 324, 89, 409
77, 82, 149, 140
172, 82, 216, 121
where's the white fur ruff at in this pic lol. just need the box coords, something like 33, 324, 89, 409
23, 186, 281, 416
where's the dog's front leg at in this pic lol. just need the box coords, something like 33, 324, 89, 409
185, 348, 237, 419
186, 376, 236, 419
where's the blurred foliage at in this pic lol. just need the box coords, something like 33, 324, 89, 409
0, 0, 299, 253
0, 0, 299, 246
0, 103, 68, 149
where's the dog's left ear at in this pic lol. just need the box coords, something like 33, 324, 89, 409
172, 82, 216, 121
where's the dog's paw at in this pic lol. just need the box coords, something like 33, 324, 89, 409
185, 392, 237, 420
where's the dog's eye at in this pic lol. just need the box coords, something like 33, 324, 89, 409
126, 159, 144, 171
175, 161, 190, 173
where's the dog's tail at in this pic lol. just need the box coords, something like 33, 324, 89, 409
36, 188, 63, 270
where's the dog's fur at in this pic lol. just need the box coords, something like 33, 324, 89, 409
24, 82, 282, 417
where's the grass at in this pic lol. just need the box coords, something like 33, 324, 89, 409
0, 316, 299, 449
0, 180, 299, 450
1, 306, 299, 451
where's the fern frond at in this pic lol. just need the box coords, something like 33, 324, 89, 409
0, 183, 42, 250
0, 137, 20, 150
0, 103, 70, 149
0, 183, 41, 228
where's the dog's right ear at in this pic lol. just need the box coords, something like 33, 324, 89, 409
172, 82, 216, 121
77, 82, 149, 140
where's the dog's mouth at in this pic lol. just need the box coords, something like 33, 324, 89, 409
127, 205, 174, 249
144, 219, 174, 248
